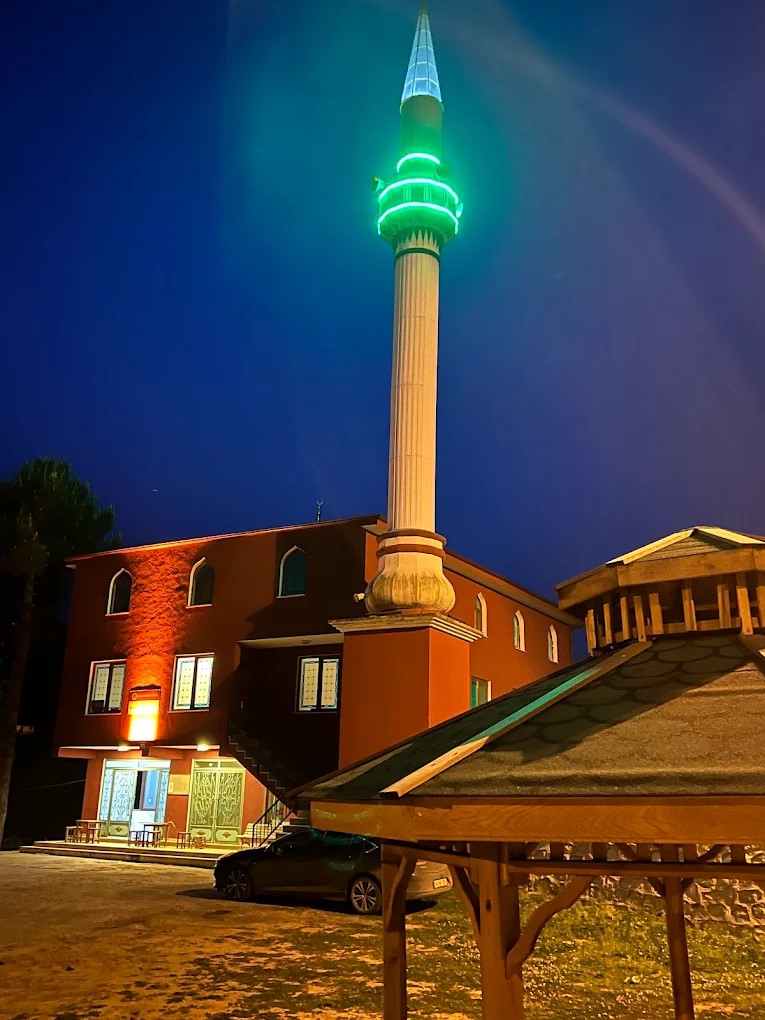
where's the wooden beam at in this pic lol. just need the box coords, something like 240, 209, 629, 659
717, 582, 732, 628
648, 592, 664, 635
682, 584, 697, 631
395, 844, 472, 869
736, 573, 753, 635
381, 844, 415, 1020
619, 594, 631, 642
620, 547, 759, 588
602, 600, 613, 644
662, 846, 695, 1020
475, 843, 525, 1020
311, 797, 765, 846
633, 595, 647, 641
505, 876, 592, 977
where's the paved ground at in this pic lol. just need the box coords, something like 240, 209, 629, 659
1, 852, 362, 1020
2, 852, 764, 1020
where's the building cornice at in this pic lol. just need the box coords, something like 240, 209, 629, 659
330, 613, 484, 644
239, 633, 344, 649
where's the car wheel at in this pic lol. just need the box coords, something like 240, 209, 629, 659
223, 866, 253, 901
348, 875, 382, 915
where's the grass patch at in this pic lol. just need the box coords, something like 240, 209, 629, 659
190, 889, 765, 1019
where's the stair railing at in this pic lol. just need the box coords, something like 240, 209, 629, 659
246, 797, 292, 849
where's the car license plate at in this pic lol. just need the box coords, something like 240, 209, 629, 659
432, 877, 450, 889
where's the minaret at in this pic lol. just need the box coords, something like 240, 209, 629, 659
335, 4, 479, 770
366, 0, 462, 615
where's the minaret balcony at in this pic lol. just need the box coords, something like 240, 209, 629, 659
377, 174, 461, 247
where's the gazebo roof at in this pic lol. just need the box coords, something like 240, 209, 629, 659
303, 634, 765, 804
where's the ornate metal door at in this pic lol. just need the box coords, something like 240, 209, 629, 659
99, 767, 137, 838
188, 760, 244, 844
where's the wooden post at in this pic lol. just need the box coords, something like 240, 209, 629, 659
682, 584, 697, 632
585, 609, 597, 655
662, 846, 695, 1020
619, 594, 631, 642
648, 592, 664, 635
717, 582, 732, 628
475, 843, 525, 1020
381, 843, 415, 1020
633, 595, 647, 642
755, 575, 765, 630
602, 600, 613, 645
736, 573, 753, 635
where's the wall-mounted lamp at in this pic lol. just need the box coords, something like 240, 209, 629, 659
196, 741, 210, 752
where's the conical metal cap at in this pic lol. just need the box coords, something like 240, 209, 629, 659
401, 6, 442, 105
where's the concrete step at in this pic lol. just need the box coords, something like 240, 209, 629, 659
20, 842, 222, 870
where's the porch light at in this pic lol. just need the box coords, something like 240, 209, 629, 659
127, 686, 161, 743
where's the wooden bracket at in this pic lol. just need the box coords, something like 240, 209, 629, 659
505, 876, 593, 977
449, 865, 480, 939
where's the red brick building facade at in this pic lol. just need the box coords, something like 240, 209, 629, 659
55, 516, 575, 845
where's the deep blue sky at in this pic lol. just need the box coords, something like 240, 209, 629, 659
3, 0, 765, 599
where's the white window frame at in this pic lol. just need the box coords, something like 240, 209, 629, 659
474, 593, 488, 636
171, 654, 215, 711
470, 677, 491, 708
86, 660, 126, 715
513, 610, 526, 652
278, 546, 307, 598
548, 624, 559, 663
188, 558, 214, 608
106, 568, 132, 616
297, 656, 340, 712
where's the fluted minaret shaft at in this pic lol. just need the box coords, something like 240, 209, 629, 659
388, 232, 439, 533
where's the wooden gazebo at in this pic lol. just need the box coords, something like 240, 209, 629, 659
301, 537, 765, 1020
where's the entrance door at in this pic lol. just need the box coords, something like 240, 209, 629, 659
99, 767, 137, 838
188, 759, 245, 845
99, 760, 170, 838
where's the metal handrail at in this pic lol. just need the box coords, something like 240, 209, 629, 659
245, 797, 292, 848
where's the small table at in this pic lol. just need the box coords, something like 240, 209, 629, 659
142, 822, 171, 847
77, 819, 101, 844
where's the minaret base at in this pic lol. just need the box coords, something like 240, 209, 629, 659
366, 530, 455, 614
333, 613, 482, 769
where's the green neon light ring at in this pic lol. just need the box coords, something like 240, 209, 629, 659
396, 152, 441, 173
377, 201, 460, 235
379, 177, 460, 206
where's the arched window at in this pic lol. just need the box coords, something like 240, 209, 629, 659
547, 624, 559, 663
279, 547, 307, 597
107, 569, 132, 615
474, 593, 487, 636
513, 610, 525, 651
189, 559, 214, 607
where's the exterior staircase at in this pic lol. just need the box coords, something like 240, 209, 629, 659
227, 722, 302, 807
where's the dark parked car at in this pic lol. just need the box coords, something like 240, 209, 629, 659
214, 828, 453, 915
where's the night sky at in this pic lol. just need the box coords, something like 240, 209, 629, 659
3, 0, 765, 600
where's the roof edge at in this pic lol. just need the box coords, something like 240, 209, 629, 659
66, 514, 385, 565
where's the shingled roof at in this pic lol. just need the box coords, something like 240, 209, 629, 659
300, 634, 765, 804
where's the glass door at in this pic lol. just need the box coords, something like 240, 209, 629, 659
99, 760, 170, 838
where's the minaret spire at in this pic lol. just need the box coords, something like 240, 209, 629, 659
401, 2, 441, 105
366, 4, 462, 615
